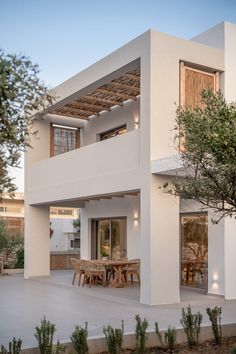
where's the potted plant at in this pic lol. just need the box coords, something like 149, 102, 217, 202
101, 250, 109, 260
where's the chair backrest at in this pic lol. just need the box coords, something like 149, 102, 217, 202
70, 258, 81, 273
128, 259, 140, 271
81, 260, 105, 272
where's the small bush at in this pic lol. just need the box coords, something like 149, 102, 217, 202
71, 322, 89, 354
103, 321, 124, 354
15, 248, 24, 269
164, 327, 176, 354
180, 305, 202, 348
231, 348, 236, 354
35, 317, 65, 354
154, 322, 163, 348
0, 337, 22, 354
206, 306, 222, 345
135, 314, 148, 354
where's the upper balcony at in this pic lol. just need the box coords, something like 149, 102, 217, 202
27, 129, 141, 205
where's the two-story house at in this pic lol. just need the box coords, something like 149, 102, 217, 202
25, 21, 236, 305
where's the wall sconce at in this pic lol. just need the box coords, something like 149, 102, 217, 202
134, 212, 139, 225
134, 115, 139, 129
212, 273, 219, 289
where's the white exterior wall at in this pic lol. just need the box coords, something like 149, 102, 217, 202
80, 196, 140, 260
50, 218, 75, 252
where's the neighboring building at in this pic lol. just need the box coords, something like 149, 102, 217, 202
0, 194, 79, 252
50, 207, 80, 252
25, 22, 236, 305
0, 193, 24, 237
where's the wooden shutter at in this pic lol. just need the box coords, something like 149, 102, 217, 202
180, 62, 219, 108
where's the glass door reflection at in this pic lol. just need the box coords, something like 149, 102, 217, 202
93, 218, 127, 260
181, 214, 208, 289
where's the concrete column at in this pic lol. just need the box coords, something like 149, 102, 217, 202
140, 175, 180, 305
24, 204, 50, 278
224, 217, 236, 299
80, 208, 90, 259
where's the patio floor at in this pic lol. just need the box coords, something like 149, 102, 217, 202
1, 270, 236, 348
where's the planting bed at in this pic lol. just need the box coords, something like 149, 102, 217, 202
114, 337, 236, 354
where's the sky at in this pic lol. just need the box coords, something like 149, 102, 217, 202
1, 0, 236, 191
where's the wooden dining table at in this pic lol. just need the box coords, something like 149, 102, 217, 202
93, 259, 139, 288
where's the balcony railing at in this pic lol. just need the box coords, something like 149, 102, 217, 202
28, 130, 140, 204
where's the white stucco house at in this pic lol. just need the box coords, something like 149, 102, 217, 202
25, 21, 236, 305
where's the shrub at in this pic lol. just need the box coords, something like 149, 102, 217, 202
71, 322, 89, 354
154, 322, 163, 348
35, 317, 65, 354
164, 327, 176, 354
206, 306, 222, 345
0, 337, 22, 354
103, 321, 124, 354
180, 305, 202, 348
231, 348, 236, 354
135, 315, 148, 354
15, 248, 24, 269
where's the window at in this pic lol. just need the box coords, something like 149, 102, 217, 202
50, 124, 80, 157
100, 125, 127, 141
180, 62, 219, 109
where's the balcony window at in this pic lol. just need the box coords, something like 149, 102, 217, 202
50, 124, 80, 157
100, 124, 127, 141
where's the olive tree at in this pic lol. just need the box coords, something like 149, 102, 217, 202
164, 90, 236, 222
0, 50, 53, 198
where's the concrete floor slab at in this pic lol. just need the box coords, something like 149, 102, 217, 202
1, 270, 236, 349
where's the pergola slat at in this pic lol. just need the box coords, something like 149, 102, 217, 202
72, 101, 111, 112
96, 88, 137, 101
107, 81, 140, 92
55, 111, 88, 120
83, 95, 124, 106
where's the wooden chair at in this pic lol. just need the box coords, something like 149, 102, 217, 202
70, 258, 83, 285
124, 259, 140, 285
80, 260, 106, 288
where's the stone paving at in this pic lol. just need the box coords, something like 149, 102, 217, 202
1, 270, 236, 349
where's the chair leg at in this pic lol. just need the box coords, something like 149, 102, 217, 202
78, 273, 81, 286
72, 272, 76, 285
131, 273, 133, 285
82, 274, 86, 287
102, 273, 106, 287
89, 275, 92, 288
107, 270, 112, 285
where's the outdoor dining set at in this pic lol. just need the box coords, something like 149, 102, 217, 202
70, 258, 140, 288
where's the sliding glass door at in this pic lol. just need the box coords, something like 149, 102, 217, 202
181, 213, 208, 289
91, 218, 127, 260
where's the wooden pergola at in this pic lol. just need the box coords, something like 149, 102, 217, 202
53, 67, 140, 120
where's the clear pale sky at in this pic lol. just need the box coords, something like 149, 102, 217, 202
1, 0, 236, 191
